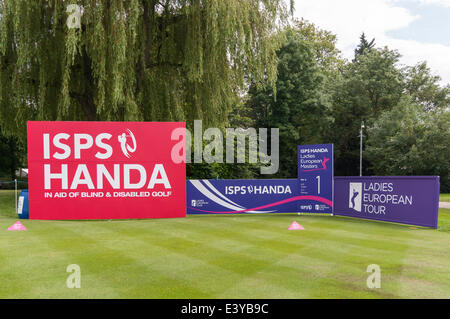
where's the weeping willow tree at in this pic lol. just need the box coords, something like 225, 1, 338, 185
0, 0, 291, 141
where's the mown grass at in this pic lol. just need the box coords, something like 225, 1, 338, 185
0, 190, 449, 299
440, 193, 450, 202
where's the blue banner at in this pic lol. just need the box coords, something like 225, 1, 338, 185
187, 179, 335, 215
187, 179, 301, 214
334, 176, 440, 228
298, 144, 334, 213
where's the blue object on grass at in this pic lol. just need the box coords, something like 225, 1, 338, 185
18, 190, 29, 219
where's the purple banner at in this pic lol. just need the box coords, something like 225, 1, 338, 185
334, 176, 440, 228
187, 179, 333, 215
298, 144, 334, 213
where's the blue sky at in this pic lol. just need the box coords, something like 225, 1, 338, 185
388, 1, 450, 46
294, 0, 450, 85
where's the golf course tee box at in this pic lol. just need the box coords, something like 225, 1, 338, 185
27, 121, 187, 220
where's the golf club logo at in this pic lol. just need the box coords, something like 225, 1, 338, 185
349, 182, 362, 212
118, 129, 137, 158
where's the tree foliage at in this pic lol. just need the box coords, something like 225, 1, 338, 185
247, 20, 342, 177
403, 61, 450, 112
0, 127, 21, 179
353, 32, 375, 62
330, 37, 449, 177
330, 46, 404, 176
0, 0, 292, 141
366, 99, 450, 191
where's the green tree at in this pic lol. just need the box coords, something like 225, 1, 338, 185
247, 22, 341, 177
293, 19, 344, 74
353, 32, 375, 62
0, 0, 292, 142
186, 100, 261, 180
403, 61, 450, 112
330, 47, 404, 176
365, 98, 450, 191
0, 128, 22, 180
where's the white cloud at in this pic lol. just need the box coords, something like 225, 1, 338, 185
293, 0, 450, 85
384, 38, 450, 83
414, 0, 450, 7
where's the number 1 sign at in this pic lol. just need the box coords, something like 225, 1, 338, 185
297, 144, 334, 213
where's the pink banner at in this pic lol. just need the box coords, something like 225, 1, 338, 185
27, 121, 186, 220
